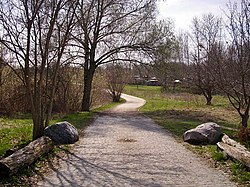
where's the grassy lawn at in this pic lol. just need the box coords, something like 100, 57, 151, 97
125, 85, 250, 184
0, 100, 123, 159
125, 85, 240, 138
0, 115, 33, 158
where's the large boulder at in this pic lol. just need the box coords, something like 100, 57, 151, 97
44, 121, 79, 145
183, 122, 222, 145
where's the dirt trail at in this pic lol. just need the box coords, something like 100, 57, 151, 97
37, 94, 236, 187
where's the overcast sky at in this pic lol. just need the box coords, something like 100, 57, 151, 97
157, 0, 231, 31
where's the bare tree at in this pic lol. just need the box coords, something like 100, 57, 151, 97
0, 0, 76, 139
106, 63, 132, 102
146, 20, 180, 91
72, 0, 157, 111
54, 65, 83, 113
0, 44, 7, 88
188, 13, 222, 105
210, 0, 250, 129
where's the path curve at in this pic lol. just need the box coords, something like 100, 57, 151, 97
108, 93, 146, 113
38, 94, 236, 187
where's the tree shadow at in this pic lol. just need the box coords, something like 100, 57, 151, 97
35, 147, 180, 187
143, 109, 238, 137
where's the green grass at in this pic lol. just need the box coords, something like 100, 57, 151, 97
231, 162, 250, 182
50, 112, 94, 130
0, 99, 124, 159
124, 85, 239, 138
125, 85, 161, 99
0, 117, 33, 157
208, 145, 226, 162
0, 99, 124, 185
93, 98, 126, 112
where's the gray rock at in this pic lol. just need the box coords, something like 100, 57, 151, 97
183, 122, 222, 145
44, 121, 79, 145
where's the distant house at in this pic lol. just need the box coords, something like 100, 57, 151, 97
174, 79, 181, 84
173, 79, 182, 91
147, 77, 160, 86
134, 75, 145, 85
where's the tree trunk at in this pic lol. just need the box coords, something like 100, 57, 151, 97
32, 118, 44, 140
112, 92, 121, 102
81, 69, 95, 111
25, 74, 44, 140
0, 136, 54, 177
206, 95, 212, 105
217, 134, 250, 169
241, 113, 249, 128
203, 90, 212, 105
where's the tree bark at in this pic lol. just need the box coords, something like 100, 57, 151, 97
32, 117, 44, 140
81, 68, 95, 111
0, 136, 54, 177
203, 89, 212, 105
217, 134, 250, 169
241, 113, 249, 128
112, 92, 121, 102
206, 95, 212, 105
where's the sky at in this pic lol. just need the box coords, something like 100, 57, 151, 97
157, 0, 232, 31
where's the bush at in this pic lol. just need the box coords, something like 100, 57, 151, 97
0, 68, 30, 115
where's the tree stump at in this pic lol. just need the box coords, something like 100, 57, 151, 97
0, 136, 54, 177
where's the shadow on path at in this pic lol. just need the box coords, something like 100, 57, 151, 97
37, 94, 236, 187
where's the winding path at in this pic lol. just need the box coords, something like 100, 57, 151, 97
37, 94, 236, 187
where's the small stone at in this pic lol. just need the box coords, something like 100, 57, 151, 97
117, 138, 137, 143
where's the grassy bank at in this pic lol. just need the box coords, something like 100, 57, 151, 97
125, 85, 250, 184
125, 85, 239, 137
0, 112, 94, 158
0, 100, 123, 158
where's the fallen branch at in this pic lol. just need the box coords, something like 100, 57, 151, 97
221, 134, 247, 151
0, 136, 54, 177
217, 134, 250, 169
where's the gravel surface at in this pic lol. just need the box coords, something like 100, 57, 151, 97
37, 94, 237, 187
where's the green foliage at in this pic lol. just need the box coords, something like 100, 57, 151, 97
231, 162, 250, 182
0, 117, 33, 157
207, 145, 225, 162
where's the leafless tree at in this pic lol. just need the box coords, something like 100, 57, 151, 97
149, 20, 181, 91
72, 0, 157, 111
0, 44, 7, 87
54, 65, 83, 113
189, 13, 223, 105
210, 0, 250, 128
0, 0, 77, 139
106, 63, 132, 102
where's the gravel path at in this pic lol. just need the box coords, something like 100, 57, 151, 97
37, 94, 236, 187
